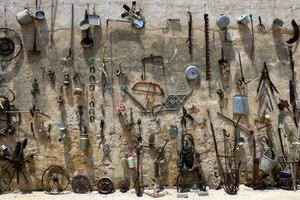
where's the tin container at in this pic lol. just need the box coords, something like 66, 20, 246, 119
16, 9, 34, 25
80, 134, 89, 150
127, 156, 135, 169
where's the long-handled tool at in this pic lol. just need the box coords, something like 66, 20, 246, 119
250, 14, 254, 60
186, 12, 192, 61
257, 16, 265, 33
207, 110, 226, 191
218, 47, 230, 76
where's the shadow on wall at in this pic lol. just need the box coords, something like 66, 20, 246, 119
272, 29, 289, 64
2, 50, 24, 83
238, 24, 252, 60
20, 20, 50, 64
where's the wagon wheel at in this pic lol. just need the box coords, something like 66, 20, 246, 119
71, 175, 92, 194
42, 165, 69, 194
97, 177, 114, 194
0, 168, 12, 194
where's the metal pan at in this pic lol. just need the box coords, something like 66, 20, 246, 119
79, 10, 90, 31
89, 7, 101, 26
81, 28, 93, 48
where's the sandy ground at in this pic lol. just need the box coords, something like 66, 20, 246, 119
1, 185, 300, 200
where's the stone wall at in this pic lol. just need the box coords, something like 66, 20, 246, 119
0, 0, 300, 191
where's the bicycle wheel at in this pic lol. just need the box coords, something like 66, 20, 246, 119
0, 168, 11, 194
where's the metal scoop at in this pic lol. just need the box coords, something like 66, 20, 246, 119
89, 7, 101, 26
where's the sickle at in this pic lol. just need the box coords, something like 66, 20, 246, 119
287, 20, 299, 44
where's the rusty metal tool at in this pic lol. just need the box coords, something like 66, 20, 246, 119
207, 109, 226, 191
121, 84, 148, 113
152, 90, 192, 115
257, 16, 265, 32
204, 14, 210, 80
98, 119, 105, 148
218, 47, 230, 76
141, 54, 164, 81
102, 144, 112, 163
186, 12, 192, 61
237, 51, 250, 90
132, 81, 164, 104
217, 112, 253, 133
289, 49, 299, 127
134, 143, 144, 197
257, 62, 279, 97
154, 139, 169, 166
286, 20, 299, 44
30, 122, 35, 138
250, 14, 255, 60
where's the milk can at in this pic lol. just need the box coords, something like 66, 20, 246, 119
127, 152, 135, 169
80, 127, 89, 150
16, 9, 34, 25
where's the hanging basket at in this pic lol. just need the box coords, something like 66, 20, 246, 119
259, 149, 277, 173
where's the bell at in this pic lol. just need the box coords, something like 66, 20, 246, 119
63, 73, 70, 86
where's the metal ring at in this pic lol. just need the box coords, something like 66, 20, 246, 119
90, 66, 96, 74
89, 101, 95, 108
89, 109, 95, 115
89, 75, 96, 83
90, 116, 95, 123
89, 85, 95, 91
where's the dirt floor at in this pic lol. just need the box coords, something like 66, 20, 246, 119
1, 185, 300, 200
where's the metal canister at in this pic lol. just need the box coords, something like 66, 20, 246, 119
127, 152, 135, 169
80, 127, 89, 150
16, 9, 34, 25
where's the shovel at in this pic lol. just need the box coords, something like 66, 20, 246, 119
218, 47, 230, 75
89, 7, 101, 26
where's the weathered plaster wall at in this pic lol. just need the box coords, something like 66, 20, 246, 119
0, 0, 300, 191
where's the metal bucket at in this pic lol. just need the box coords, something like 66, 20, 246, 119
80, 133, 89, 150
259, 149, 277, 173
16, 9, 34, 25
